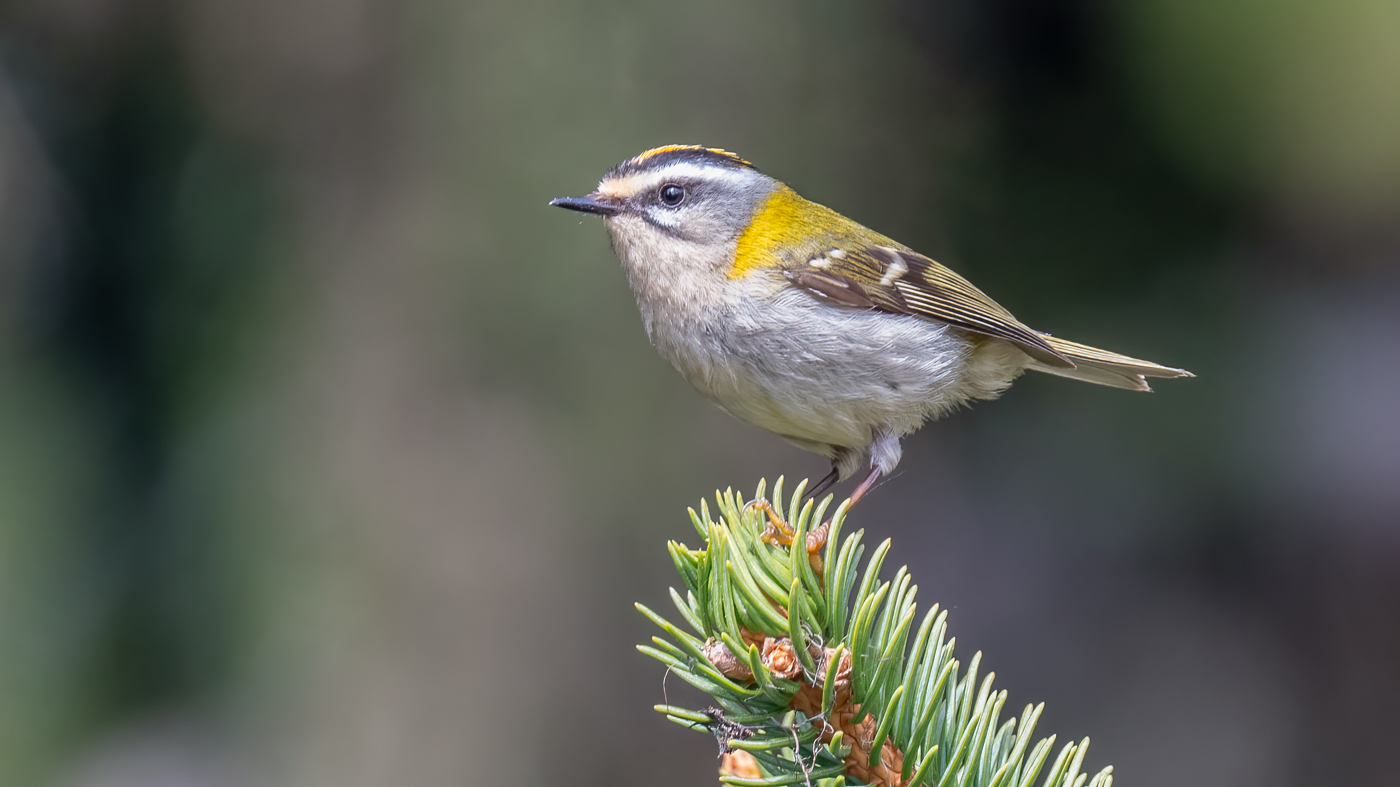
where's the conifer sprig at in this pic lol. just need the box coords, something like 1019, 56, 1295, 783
636, 478, 1113, 787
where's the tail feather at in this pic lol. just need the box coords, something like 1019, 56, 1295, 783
1030, 335, 1193, 392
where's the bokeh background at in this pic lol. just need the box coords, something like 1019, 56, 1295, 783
2, 1, 1398, 785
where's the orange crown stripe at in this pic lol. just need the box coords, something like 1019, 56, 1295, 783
632, 145, 753, 168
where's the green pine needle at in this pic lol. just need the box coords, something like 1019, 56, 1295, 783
636, 478, 1114, 787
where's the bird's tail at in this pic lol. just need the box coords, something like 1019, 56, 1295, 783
1028, 335, 1193, 392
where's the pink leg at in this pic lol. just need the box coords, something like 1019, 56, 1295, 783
847, 466, 883, 506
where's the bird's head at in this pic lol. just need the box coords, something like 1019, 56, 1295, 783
551, 146, 782, 281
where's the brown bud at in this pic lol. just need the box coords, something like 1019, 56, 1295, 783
816, 646, 852, 691
830, 647, 852, 688
719, 751, 763, 779
854, 709, 877, 746
761, 637, 802, 679
739, 628, 767, 649
702, 639, 752, 681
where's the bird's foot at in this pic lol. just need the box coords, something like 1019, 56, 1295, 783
804, 520, 830, 557
748, 498, 794, 543
749, 499, 828, 573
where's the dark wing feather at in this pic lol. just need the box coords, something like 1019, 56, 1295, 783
786, 244, 1074, 368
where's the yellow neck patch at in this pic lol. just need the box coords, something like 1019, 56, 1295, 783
731, 186, 863, 279
730, 187, 812, 279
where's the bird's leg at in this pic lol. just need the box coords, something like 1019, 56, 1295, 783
797, 470, 840, 556
847, 465, 884, 506
799, 467, 881, 559
804, 431, 897, 556
753, 463, 839, 547
804, 467, 840, 501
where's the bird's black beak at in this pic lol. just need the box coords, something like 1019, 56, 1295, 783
549, 193, 621, 217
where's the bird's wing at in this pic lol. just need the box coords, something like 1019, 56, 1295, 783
783, 244, 1074, 368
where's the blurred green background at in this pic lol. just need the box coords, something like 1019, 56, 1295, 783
1, 1, 1398, 785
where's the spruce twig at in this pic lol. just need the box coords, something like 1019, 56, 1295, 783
637, 478, 1114, 787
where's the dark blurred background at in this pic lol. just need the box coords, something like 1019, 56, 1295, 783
1, 1, 1397, 785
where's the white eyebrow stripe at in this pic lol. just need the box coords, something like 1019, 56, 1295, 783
597, 161, 759, 197
645, 161, 757, 185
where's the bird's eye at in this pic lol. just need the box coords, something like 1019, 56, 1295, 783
659, 184, 685, 206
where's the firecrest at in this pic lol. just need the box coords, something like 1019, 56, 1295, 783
551, 145, 1192, 505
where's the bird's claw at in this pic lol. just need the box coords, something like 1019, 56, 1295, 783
747, 499, 795, 544
803, 520, 830, 556
748, 499, 829, 573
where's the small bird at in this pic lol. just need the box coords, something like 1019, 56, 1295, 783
552, 145, 1191, 512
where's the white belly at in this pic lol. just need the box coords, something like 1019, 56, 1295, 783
649, 286, 1029, 455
